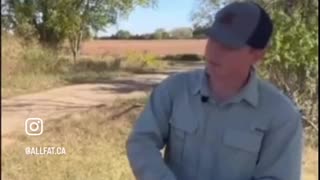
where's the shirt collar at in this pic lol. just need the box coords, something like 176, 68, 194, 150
192, 67, 259, 107
192, 68, 209, 96
233, 68, 259, 107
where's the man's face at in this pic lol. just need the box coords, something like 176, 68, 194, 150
204, 37, 263, 78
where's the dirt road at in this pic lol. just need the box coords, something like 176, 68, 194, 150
2, 61, 204, 145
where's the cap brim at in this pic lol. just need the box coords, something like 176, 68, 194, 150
205, 25, 247, 49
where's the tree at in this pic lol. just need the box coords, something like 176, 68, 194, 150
1, 0, 14, 32
256, 0, 318, 140
170, 27, 193, 39
115, 30, 131, 39
152, 28, 170, 39
192, 25, 207, 39
2, 0, 68, 47
190, 0, 237, 28
192, 0, 318, 27
3, 0, 156, 61
141, 33, 153, 40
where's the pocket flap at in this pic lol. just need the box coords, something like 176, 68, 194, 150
169, 115, 198, 134
223, 129, 263, 153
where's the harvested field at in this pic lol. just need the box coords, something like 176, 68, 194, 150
81, 39, 207, 56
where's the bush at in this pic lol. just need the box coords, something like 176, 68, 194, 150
115, 30, 131, 39
120, 51, 165, 72
2, 34, 71, 97
71, 56, 121, 73
23, 47, 62, 74
170, 27, 193, 39
162, 54, 204, 61
1, 34, 26, 78
152, 28, 170, 39
2, 33, 69, 76
192, 26, 208, 39
258, 9, 318, 147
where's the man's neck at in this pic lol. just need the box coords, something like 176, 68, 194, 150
209, 70, 251, 103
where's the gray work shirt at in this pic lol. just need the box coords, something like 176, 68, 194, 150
126, 68, 303, 180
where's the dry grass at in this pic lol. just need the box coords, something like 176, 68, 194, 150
2, 98, 318, 180
1, 35, 167, 98
1, 34, 68, 97
303, 147, 319, 180
1, 34, 25, 76
2, 74, 66, 98
2, 98, 145, 180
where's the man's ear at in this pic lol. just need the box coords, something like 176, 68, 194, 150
251, 48, 266, 65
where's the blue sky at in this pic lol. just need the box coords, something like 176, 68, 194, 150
97, 0, 198, 37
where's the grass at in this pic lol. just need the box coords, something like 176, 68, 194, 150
2, 98, 318, 180
2, 98, 146, 180
303, 147, 319, 180
1, 35, 202, 98
2, 73, 65, 98
2, 34, 167, 98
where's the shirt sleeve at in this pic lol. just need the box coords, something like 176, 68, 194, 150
126, 76, 177, 180
252, 110, 304, 180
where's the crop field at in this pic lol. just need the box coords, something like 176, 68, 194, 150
81, 39, 207, 56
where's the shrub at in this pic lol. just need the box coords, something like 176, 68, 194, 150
259, 9, 318, 147
170, 27, 193, 39
1, 34, 26, 79
2, 34, 71, 97
22, 47, 61, 74
2, 33, 69, 76
162, 54, 204, 61
120, 51, 165, 72
70, 56, 121, 73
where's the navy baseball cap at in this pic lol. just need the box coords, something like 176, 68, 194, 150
205, 1, 273, 49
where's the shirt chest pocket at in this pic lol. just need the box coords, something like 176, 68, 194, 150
168, 115, 198, 164
217, 129, 264, 179
220, 128, 264, 170
223, 129, 263, 153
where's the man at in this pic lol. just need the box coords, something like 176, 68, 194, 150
126, 2, 303, 180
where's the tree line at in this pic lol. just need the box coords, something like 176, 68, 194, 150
97, 26, 208, 40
